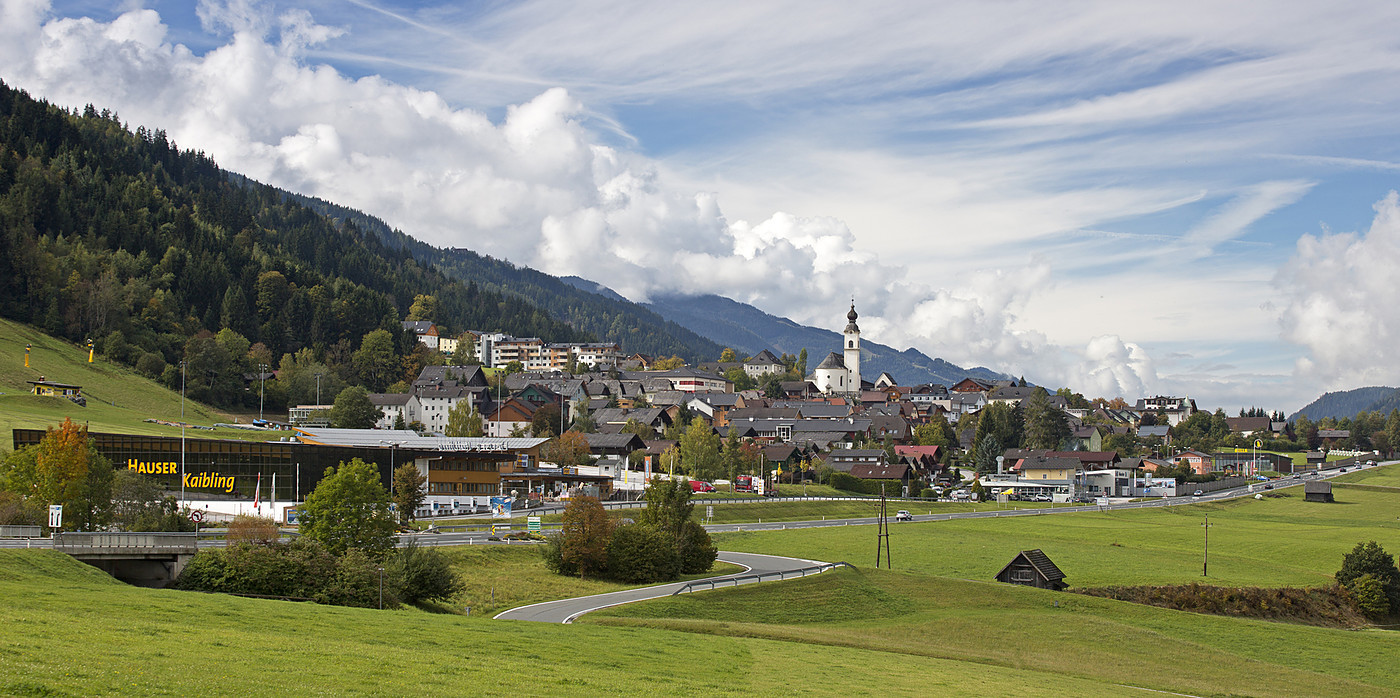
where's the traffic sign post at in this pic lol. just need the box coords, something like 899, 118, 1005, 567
48, 505, 62, 531
527, 516, 541, 533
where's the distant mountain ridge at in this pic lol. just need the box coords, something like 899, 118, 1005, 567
642, 293, 1013, 387
1290, 386, 1400, 421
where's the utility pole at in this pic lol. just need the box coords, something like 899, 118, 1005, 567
876, 484, 891, 568
180, 360, 187, 508
315, 372, 323, 406
257, 363, 268, 421
1202, 515, 1212, 576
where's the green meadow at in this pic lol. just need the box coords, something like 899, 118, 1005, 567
711, 484, 1400, 588
0, 317, 287, 443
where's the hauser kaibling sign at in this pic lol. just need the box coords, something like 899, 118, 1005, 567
125, 459, 236, 492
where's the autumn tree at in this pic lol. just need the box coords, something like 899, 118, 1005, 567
620, 418, 656, 440
719, 347, 737, 362
652, 355, 685, 370
542, 431, 593, 466
558, 496, 612, 579
531, 403, 562, 437
406, 294, 438, 321
0, 418, 113, 531
392, 464, 427, 525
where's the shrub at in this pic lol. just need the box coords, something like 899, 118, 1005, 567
828, 472, 860, 492
920, 488, 938, 499
676, 519, 717, 575
320, 548, 397, 609
135, 352, 166, 379
540, 533, 576, 577
388, 542, 462, 604
226, 514, 279, 544
1336, 541, 1400, 610
1349, 574, 1391, 620
606, 524, 678, 584
175, 548, 229, 592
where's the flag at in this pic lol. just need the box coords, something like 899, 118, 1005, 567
253, 473, 262, 512
270, 473, 277, 513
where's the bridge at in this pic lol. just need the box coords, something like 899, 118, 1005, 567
53, 532, 199, 587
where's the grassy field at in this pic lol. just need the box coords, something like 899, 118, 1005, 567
0, 317, 288, 443
710, 484, 1400, 588
0, 550, 1155, 696
587, 566, 1400, 697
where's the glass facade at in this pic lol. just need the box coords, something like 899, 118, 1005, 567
12, 429, 411, 501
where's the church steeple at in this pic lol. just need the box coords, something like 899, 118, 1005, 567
843, 302, 861, 394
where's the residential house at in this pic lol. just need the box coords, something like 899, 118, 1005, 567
1225, 416, 1272, 437
368, 393, 417, 429
743, 350, 786, 378
402, 320, 439, 350
1173, 450, 1214, 476
1133, 395, 1197, 426
826, 448, 888, 473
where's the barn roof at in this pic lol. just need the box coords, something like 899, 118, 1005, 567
996, 549, 1066, 583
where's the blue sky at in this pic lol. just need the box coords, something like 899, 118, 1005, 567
5, 0, 1400, 412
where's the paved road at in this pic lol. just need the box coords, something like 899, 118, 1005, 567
493, 551, 827, 623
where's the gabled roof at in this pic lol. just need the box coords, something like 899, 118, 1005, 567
1137, 425, 1170, 437
368, 393, 412, 406
849, 463, 910, 480
996, 549, 1065, 583
1304, 481, 1333, 494
746, 349, 783, 365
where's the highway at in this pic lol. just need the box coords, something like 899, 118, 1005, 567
492, 551, 827, 623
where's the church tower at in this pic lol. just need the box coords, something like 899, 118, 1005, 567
843, 302, 861, 394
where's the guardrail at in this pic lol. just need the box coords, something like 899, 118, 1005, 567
53, 532, 199, 553
671, 561, 854, 595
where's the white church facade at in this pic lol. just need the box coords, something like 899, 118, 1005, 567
813, 303, 864, 396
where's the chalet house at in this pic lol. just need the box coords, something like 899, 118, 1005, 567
1016, 456, 1083, 481
1067, 426, 1103, 452
592, 407, 674, 434
743, 349, 786, 378
1047, 451, 1120, 470
486, 397, 536, 437
849, 463, 914, 493
402, 320, 439, 350
826, 448, 888, 473
623, 368, 732, 394
582, 432, 647, 458
1137, 425, 1170, 439
950, 377, 994, 394
688, 393, 746, 427
869, 414, 911, 441
989, 385, 1035, 405
872, 372, 898, 390
995, 550, 1067, 590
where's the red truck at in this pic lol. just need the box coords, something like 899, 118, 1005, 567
734, 475, 777, 496
689, 480, 715, 493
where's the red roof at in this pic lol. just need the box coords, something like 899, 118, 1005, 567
895, 445, 942, 460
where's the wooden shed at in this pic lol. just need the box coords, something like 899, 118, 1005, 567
1303, 480, 1334, 503
994, 549, 1067, 590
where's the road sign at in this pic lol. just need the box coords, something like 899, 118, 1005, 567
706, 505, 713, 519
527, 516, 541, 533
48, 505, 62, 529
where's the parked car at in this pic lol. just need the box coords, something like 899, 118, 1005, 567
1263, 484, 1273, 490
895, 510, 912, 521
1032, 494, 1052, 502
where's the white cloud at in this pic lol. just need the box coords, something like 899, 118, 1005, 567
1277, 191, 1400, 388
11, 0, 1400, 412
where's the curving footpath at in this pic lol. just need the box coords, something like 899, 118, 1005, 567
493, 551, 828, 623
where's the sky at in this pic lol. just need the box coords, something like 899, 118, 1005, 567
3, 0, 1400, 413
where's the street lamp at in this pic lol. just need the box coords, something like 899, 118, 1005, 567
377, 566, 384, 609
315, 372, 323, 406
257, 363, 269, 422
180, 360, 187, 508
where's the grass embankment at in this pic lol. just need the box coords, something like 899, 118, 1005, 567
0, 550, 1136, 696
587, 567, 1400, 697
0, 317, 287, 442
436, 545, 742, 617
712, 482, 1400, 588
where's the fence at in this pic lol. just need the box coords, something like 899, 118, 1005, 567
0, 525, 43, 538
671, 561, 854, 595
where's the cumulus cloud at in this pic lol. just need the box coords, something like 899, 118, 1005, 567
0, 1, 1169, 398
1277, 191, 1400, 388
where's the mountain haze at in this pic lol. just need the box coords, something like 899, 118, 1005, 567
1290, 387, 1400, 421
643, 293, 1013, 386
